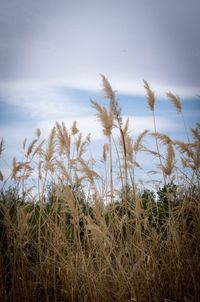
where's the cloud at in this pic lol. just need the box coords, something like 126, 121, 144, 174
0, 0, 199, 173
0, 81, 91, 119
0, 0, 200, 97
37, 115, 180, 142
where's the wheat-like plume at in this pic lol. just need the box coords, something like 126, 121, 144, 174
32, 140, 45, 158
76, 133, 82, 153
123, 118, 129, 136
143, 80, 155, 111
166, 92, 182, 112
124, 133, 134, 163
56, 121, 71, 156
134, 130, 149, 152
191, 127, 200, 142
162, 142, 175, 176
26, 139, 38, 158
91, 100, 113, 136
63, 122, 71, 158
118, 119, 133, 163
100, 74, 116, 103
45, 126, 56, 162
56, 160, 71, 183
78, 158, 99, 181
12, 158, 32, 180
36, 128, 41, 138
101, 74, 122, 127
181, 157, 191, 169
56, 121, 66, 153
151, 133, 172, 146
79, 140, 88, 158
0, 138, 4, 156
38, 160, 43, 179
173, 140, 194, 158
71, 121, 79, 135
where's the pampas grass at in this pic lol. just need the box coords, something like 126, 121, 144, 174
0, 77, 200, 302
166, 91, 190, 142
143, 80, 167, 186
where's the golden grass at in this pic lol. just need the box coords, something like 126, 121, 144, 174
0, 77, 200, 302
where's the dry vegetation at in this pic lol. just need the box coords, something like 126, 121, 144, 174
0, 76, 200, 301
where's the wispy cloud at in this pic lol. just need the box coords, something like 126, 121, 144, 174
0, 0, 200, 96
37, 115, 180, 142
0, 0, 199, 174
0, 82, 91, 119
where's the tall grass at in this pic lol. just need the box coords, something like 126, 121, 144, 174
0, 77, 200, 301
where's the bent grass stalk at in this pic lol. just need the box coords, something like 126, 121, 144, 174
144, 80, 167, 186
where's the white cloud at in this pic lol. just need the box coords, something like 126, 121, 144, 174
0, 0, 200, 98
37, 115, 180, 142
0, 81, 90, 119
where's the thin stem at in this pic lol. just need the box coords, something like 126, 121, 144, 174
111, 134, 124, 189
153, 111, 167, 186
181, 112, 190, 143
109, 135, 114, 203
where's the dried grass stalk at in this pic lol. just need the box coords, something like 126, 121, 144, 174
143, 80, 155, 111
162, 142, 175, 176
134, 130, 149, 152
151, 132, 172, 146
0, 138, 4, 156
71, 121, 79, 135
166, 91, 182, 112
100, 74, 116, 103
45, 126, 56, 162
91, 100, 113, 136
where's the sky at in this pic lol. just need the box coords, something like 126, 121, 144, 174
0, 0, 200, 185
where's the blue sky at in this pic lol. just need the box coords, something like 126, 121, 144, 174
0, 0, 200, 183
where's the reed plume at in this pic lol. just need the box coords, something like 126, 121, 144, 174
166, 91, 182, 113
144, 80, 166, 185
166, 91, 190, 142
143, 80, 155, 111
0, 138, 4, 156
91, 100, 114, 136
162, 142, 175, 176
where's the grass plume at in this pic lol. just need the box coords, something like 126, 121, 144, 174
0, 77, 200, 302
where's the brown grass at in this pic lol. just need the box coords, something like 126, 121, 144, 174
0, 77, 200, 302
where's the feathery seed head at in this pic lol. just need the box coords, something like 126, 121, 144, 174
45, 126, 56, 162
143, 80, 155, 111
123, 118, 129, 136
151, 133, 172, 146
36, 128, 41, 138
125, 134, 134, 163
166, 91, 182, 113
91, 100, 114, 136
0, 170, 3, 181
0, 139, 5, 156
26, 139, 38, 158
134, 130, 149, 152
100, 74, 116, 102
71, 121, 79, 135
162, 142, 175, 176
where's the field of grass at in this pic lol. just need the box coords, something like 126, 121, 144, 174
0, 76, 200, 301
